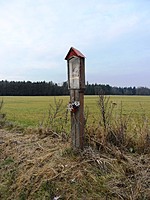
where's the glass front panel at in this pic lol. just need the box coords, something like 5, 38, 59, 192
69, 57, 80, 89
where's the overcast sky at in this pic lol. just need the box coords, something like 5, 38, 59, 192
0, 0, 150, 87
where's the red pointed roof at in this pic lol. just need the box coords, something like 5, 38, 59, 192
65, 47, 85, 60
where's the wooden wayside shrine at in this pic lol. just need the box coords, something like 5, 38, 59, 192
65, 47, 85, 150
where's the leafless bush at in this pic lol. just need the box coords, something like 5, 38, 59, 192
0, 99, 6, 128
86, 95, 150, 154
98, 94, 116, 131
37, 97, 70, 140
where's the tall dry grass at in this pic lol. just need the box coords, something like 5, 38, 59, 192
85, 94, 150, 154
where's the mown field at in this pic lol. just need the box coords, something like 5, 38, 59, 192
0, 95, 150, 128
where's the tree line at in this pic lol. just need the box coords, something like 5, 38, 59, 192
0, 80, 150, 96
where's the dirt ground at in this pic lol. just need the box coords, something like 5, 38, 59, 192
0, 128, 150, 200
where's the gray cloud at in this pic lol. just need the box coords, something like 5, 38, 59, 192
0, 0, 150, 86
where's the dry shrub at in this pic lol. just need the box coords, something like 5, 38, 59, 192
85, 94, 150, 154
0, 99, 6, 128
39, 97, 69, 134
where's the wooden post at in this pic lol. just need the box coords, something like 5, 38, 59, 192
65, 47, 85, 150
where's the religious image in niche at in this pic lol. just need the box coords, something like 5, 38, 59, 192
72, 60, 79, 77
70, 57, 80, 89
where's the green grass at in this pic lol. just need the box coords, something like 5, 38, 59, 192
85, 95, 150, 115
0, 96, 68, 127
0, 95, 150, 128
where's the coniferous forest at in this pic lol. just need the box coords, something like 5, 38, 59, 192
0, 80, 150, 96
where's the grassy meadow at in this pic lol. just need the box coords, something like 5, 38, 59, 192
0, 95, 150, 128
